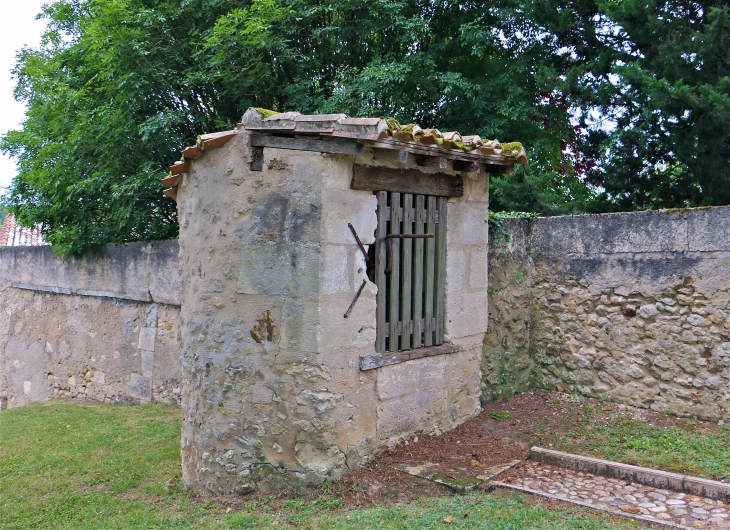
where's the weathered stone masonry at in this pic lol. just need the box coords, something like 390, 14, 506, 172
484, 208, 730, 422
0, 241, 182, 409
175, 124, 497, 494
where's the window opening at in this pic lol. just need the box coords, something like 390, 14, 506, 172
374, 191, 447, 352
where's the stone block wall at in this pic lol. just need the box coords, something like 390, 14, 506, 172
176, 130, 488, 494
485, 208, 730, 422
0, 241, 182, 409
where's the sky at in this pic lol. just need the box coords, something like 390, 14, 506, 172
0, 0, 47, 193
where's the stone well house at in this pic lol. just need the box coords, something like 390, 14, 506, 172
163, 108, 526, 493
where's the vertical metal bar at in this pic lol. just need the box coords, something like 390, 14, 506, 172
435, 197, 448, 345
413, 195, 425, 348
400, 194, 413, 351
388, 192, 402, 351
424, 196, 436, 347
375, 191, 388, 353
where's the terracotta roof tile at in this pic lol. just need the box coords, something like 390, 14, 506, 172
0, 214, 45, 247
241, 108, 528, 162
162, 108, 529, 202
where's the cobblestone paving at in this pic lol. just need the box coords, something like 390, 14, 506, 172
503, 461, 730, 528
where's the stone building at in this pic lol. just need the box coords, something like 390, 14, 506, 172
164, 108, 526, 493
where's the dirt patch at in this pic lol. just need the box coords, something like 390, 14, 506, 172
196, 390, 724, 510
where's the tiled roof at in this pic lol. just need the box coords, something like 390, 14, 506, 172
242, 108, 528, 162
162, 108, 528, 201
0, 214, 45, 247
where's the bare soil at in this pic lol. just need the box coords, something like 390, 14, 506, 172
214, 389, 723, 510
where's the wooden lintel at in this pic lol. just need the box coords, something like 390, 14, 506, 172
249, 132, 364, 156
373, 148, 409, 164
351, 164, 463, 197
414, 154, 449, 170
360, 343, 461, 371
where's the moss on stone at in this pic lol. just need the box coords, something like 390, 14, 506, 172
663, 206, 712, 214
255, 107, 280, 119
500, 142, 524, 157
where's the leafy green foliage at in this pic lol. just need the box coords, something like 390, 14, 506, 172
2, 0, 583, 255
530, 0, 730, 210
4, 0, 728, 255
1, 0, 242, 255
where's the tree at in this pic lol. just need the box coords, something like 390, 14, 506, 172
529, 0, 730, 210
2, 0, 586, 255
1, 0, 240, 255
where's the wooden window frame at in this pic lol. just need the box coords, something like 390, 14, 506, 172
352, 165, 463, 370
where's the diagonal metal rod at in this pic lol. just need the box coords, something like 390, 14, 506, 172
344, 279, 368, 318
348, 223, 370, 263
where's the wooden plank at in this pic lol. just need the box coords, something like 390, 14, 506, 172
401, 194, 413, 351
388, 192, 401, 352
360, 350, 410, 370
413, 195, 425, 348
424, 196, 436, 347
250, 132, 364, 156
434, 197, 448, 345
375, 192, 388, 353
360, 343, 461, 371
351, 164, 463, 197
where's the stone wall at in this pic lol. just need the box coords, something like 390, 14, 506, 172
485, 208, 730, 422
0, 241, 183, 409
176, 130, 488, 494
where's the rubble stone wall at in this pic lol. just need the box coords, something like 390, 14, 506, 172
0, 241, 182, 409
484, 207, 730, 422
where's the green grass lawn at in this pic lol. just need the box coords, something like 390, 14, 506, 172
554, 403, 730, 481
0, 400, 654, 530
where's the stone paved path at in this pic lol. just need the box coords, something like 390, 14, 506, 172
502, 461, 730, 528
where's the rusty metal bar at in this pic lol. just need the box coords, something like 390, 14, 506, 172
348, 223, 370, 263
383, 234, 434, 273
344, 279, 368, 318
